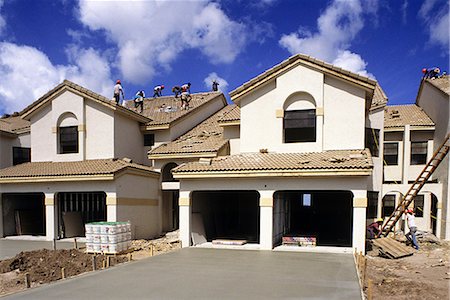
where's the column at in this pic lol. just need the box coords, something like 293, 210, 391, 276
179, 191, 191, 248
106, 193, 118, 222
44, 193, 56, 240
436, 201, 442, 239
352, 190, 367, 253
259, 190, 274, 250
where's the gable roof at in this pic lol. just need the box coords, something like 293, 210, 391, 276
230, 54, 377, 103
0, 116, 30, 135
0, 158, 159, 183
148, 105, 234, 159
370, 83, 388, 110
124, 92, 226, 130
20, 80, 150, 123
218, 105, 241, 125
172, 149, 372, 178
384, 104, 435, 129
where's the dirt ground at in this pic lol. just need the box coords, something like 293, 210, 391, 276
364, 239, 450, 300
0, 231, 181, 297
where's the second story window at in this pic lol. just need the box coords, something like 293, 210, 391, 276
367, 191, 379, 219
13, 147, 31, 165
383, 142, 398, 165
144, 133, 155, 147
411, 141, 427, 165
59, 126, 78, 154
365, 128, 380, 157
382, 194, 396, 218
284, 109, 316, 143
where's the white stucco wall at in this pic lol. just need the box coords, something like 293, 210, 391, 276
223, 125, 240, 155
30, 105, 53, 162
114, 113, 146, 164
85, 101, 114, 159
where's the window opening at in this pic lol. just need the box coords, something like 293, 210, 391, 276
383, 142, 398, 165
284, 109, 316, 143
13, 147, 31, 165
59, 126, 78, 154
411, 141, 427, 165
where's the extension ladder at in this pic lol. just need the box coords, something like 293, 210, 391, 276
379, 134, 450, 237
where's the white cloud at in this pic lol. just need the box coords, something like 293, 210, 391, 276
77, 0, 247, 84
279, 0, 377, 77
203, 72, 228, 92
0, 42, 112, 113
401, 0, 408, 24
0, 0, 6, 36
419, 0, 449, 50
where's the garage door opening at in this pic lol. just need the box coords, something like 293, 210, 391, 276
192, 191, 260, 244
57, 192, 106, 238
2, 193, 45, 236
273, 191, 353, 247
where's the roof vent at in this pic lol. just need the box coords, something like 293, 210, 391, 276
123, 157, 133, 163
199, 158, 212, 165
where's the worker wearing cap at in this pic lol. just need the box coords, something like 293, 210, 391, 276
113, 80, 124, 105
367, 218, 383, 239
406, 209, 419, 250
153, 85, 164, 98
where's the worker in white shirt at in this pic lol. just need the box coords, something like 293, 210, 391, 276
405, 208, 419, 250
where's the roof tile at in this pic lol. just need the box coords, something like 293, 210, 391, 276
384, 104, 434, 128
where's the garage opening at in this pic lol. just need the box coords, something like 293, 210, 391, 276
2, 193, 45, 236
273, 191, 353, 247
57, 192, 106, 238
192, 191, 260, 244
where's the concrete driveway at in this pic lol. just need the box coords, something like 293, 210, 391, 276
0, 238, 80, 260
3, 248, 361, 299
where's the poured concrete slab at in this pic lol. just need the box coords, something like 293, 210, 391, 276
0, 238, 82, 260
4, 248, 361, 300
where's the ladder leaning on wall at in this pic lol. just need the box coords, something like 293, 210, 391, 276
378, 134, 450, 237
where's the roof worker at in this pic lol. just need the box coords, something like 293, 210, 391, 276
366, 218, 383, 239
153, 85, 164, 98
181, 82, 191, 94
134, 90, 145, 113
422, 67, 440, 79
113, 80, 125, 105
172, 86, 181, 98
212, 80, 219, 92
405, 208, 419, 250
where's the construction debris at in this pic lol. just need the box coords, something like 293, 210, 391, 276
372, 237, 415, 259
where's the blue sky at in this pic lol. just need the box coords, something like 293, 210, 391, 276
0, 0, 448, 115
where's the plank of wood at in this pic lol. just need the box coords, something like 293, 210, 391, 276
372, 237, 415, 259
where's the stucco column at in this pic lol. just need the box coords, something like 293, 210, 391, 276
44, 193, 56, 241
402, 125, 411, 184
106, 193, 118, 222
352, 190, 367, 253
0, 194, 3, 237
259, 190, 275, 250
179, 191, 191, 248
437, 201, 443, 238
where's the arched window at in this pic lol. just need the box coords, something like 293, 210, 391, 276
162, 162, 178, 182
283, 92, 316, 143
57, 113, 79, 154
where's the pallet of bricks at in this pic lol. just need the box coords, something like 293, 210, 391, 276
282, 236, 316, 247
85, 221, 132, 254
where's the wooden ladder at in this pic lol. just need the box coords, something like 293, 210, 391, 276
379, 134, 450, 237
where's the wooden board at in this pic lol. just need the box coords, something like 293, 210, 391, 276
372, 237, 415, 259
191, 213, 207, 245
62, 211, 84, 238
212, 239, 247, 245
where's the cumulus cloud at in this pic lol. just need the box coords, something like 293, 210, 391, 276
77, 0, 247, 84
203, 72, 229, 92
418, 0, 449, 50
279, 0, 377, 77
0, 42, 112, 113
0, 0, 6, 36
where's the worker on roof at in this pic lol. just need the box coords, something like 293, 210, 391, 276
366, 218, 383, 239
172, 86, 181, 98
212, 80, 219, 92
113, 80, 124, 105
153, 85, 164, 98
422, 67, 440, 79
181, 82, 191, 94
405, 209, 419, 250
134, 90, 145, 113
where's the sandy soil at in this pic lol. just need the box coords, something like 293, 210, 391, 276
0, 231, 181, 297
364, 241, 450, 299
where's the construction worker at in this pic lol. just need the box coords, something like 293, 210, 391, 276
422, 67, 440, 79
366, 218, 383, 239
180, 83, 192, 110
405, 209, 419, 250
153, 85, 164, 98
181, 82, 191, 94
212, 80, 219, 91
172, 86, 181, 98
134, 90, 145, 113
113, 80, 124, 105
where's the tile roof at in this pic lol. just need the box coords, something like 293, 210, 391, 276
218, 105, 240, 124
173, 149, 372, 176
425, 75, 450, 96
371, 83, 388, 110
148, 105, 235, 158
124, 92, 225, 128
384, 105, 435, 129
0, 115, 30, 132
230, 54, 377, 102
0, 159, 158, 180
20, 80, 150, 122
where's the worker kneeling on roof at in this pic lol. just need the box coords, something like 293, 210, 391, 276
153, 85, 164, 97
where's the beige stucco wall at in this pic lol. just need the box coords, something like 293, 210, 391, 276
114, 113, 146, 164
0, 135, 14, 168
239, 64, 367, 153
85, 100, 114, 159
223, 125, 240, 155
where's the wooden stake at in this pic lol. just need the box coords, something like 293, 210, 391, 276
362, 257, 367, 284
92, 255, 97, 271
127, 253, 132, 262
367, 279, 373, 300
150, 244, 154, 257
61, 267, 66, 279
25, 273, 31, 288
73, 238, 78, 249
53, 239, 57, 251
102, 259, 106, 269
106, 256, 111, 268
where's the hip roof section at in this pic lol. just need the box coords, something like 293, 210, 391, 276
384, 104, 435, 129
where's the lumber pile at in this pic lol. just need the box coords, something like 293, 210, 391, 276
372, 237, 415, 259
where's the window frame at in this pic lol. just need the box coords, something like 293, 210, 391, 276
12, 147, 31, 165
367, 191, 379, 219
413, 195, 424, 217
59, 126, 79, 154
283, 109, 316, 143
382, 194, 396, 218
383, 142, 399, 165
365, 128, 380, 157
410, 141, 428, 165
